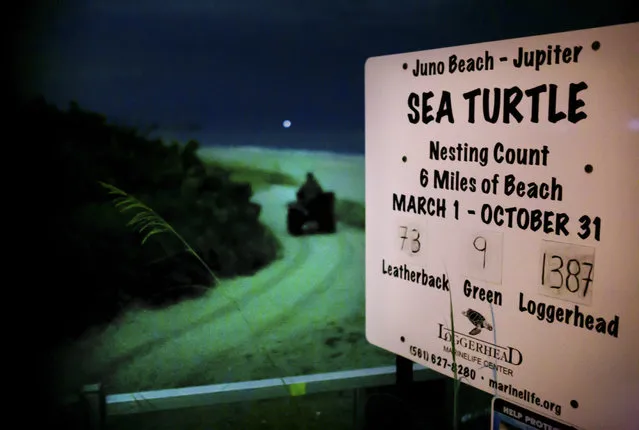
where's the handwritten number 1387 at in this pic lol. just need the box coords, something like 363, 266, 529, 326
542, 253, 594, 297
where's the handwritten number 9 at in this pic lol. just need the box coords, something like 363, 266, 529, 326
473, 236, 487, 269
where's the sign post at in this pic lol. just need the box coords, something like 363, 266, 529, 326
365, 22, 638, 430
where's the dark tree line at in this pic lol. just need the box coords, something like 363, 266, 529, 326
19, 97, 281, 345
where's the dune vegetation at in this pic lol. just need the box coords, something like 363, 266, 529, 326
23, 97, 284, 345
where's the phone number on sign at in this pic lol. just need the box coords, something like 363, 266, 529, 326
409, 345, 477, 380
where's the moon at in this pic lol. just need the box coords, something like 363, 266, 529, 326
282, 120, 292, 129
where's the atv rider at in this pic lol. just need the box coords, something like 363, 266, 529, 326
296, 172, 324, 210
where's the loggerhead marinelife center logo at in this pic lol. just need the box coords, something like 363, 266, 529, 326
438, 308, 523, 374
462, 308, 493, 335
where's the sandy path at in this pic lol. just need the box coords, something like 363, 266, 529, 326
52, 148, 393, 396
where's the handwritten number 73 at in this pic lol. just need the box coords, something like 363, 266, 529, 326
400, 226, 421, 253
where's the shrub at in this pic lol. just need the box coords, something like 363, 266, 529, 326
24, 97, 282, 342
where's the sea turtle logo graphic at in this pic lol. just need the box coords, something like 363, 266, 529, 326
462, 308, 493, 336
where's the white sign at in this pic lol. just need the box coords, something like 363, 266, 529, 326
365, 22, 638, 430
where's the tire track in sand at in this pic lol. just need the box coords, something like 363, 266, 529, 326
74, 185, 360, 393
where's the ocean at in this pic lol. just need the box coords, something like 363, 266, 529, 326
148, 129, 366, 155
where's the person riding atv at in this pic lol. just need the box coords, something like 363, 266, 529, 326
287, 172, 336, 235
296, 172, 324, 210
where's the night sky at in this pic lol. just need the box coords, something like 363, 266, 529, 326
14, 0, 638, 150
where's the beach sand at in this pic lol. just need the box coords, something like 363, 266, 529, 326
198, 146, 365, 203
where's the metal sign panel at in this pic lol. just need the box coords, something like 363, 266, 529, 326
365, 22, 638, 430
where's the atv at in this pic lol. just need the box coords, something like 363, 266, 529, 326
286, 191, 337, 236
